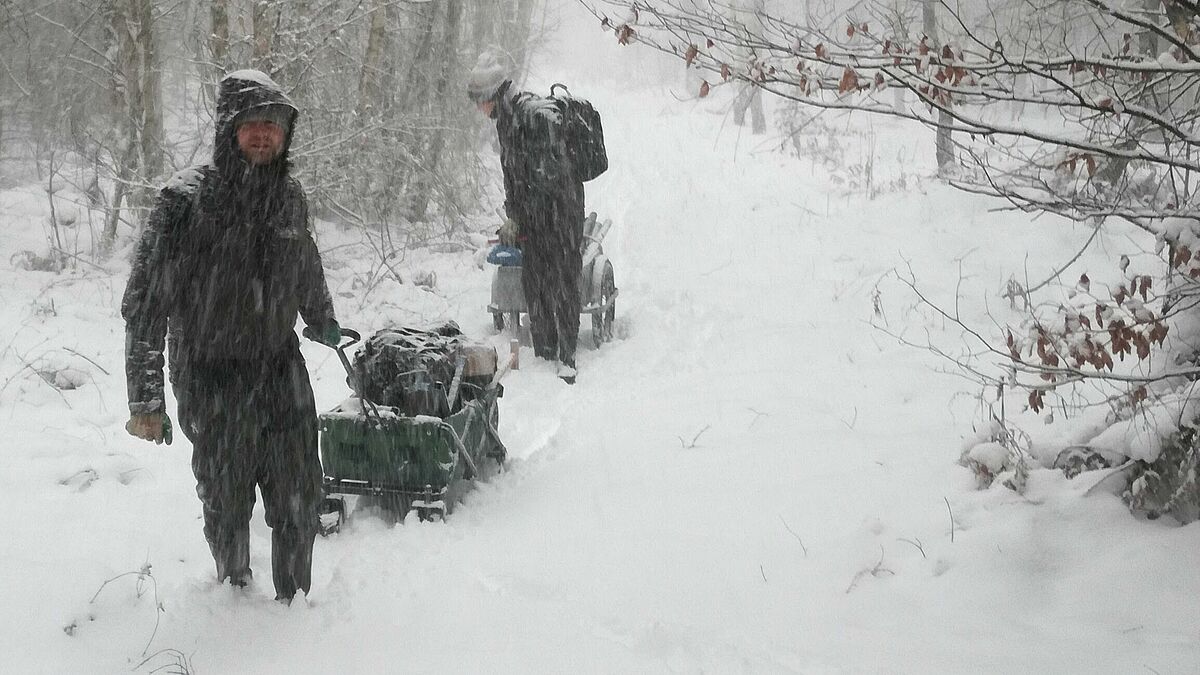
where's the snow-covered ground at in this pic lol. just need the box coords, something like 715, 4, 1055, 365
3, 4, 1199, 673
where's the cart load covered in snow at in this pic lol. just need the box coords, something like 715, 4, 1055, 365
318, 323, 507, 528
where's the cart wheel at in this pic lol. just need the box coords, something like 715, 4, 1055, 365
592, 262, 616, 348
492, 312, 505, 332
418, 507, 444, 523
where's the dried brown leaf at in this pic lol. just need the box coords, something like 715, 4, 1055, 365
837, 67, 859, 94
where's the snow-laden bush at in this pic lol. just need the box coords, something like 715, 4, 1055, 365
1127, 424, 1200, 522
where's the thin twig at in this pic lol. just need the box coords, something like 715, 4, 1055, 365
10, 347, 72, 408
1022, 217, 1103, 295
677, 424, 712, 449
897, 537, 927, 559
944, 497, 956, 543
839, 406, 858, 430
88, 570, 145, 604
63, 347, 111, 375
845, 545, 894, 594
778, 515, 809, 556
135, 648, 194, 675
746, 407, 768, 428
0, 363, 38, 398
88, 564, 164, 657
50, 246, 109, 273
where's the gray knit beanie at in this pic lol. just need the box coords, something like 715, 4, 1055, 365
467, 51, 509, 103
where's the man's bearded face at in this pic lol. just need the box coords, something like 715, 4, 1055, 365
236, 120, 286, 165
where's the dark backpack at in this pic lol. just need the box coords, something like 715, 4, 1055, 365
353, 323, 463, 417
549, 84, 608, 182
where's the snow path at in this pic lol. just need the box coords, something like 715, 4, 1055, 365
3, 6, 1199, 674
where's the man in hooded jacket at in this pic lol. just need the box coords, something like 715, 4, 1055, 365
122, 69, 340, 603
469, 53, 584, 383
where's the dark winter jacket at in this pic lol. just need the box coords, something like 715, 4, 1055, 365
122, 71, 336, 415
494, 81, 585, 239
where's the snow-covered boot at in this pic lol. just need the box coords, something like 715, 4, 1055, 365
210, 525, 252, 588
227, 569, 253, 589
271, 526, 315, 603
557, 363, 577, 385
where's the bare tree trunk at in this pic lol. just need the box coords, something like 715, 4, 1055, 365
102, 138, 138, 254
358, 0, 389, 117
923, 0, 954, 175
100, 0, 162, 253
252, 0, 281, 75
391, 3, 441, 218
732, 0, 766, 134
136, 0, 163, 191
210, 0, 230, 69
403, 5, 439, 107
410, 0, 463, 220
471, 1, 498, 47
107, 0, 144, 247
1140, 0, 1161, 56
510, 0, 537, 83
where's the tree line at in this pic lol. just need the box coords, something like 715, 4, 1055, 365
0, 0, 543, 260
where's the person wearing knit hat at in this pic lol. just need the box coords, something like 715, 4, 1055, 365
470, 52, 585, 384
467, 51, 510, 109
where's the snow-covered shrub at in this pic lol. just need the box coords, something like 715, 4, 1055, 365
976, 216, 1200, 509
958, 419, 1032, 493
11, 250, 65, 273
1126, 421, 1200, 523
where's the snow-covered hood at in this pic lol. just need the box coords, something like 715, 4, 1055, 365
214, 69, 299, 173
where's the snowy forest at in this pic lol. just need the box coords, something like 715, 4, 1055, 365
0, 0, 539, 249
2, 0, 1198, 673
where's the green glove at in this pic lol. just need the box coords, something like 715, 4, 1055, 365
305, 321, 342, 347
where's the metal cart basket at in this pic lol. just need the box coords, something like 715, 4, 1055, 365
488, 212, 617, 348
315, 326, 508, 531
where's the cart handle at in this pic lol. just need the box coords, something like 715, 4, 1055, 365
304, 326, 384, 424
302, 326, 361, 350
304, 327, 363, 386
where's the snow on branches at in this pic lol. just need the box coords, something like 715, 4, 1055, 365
583, 0, 1200, 221
1004, 264, 1168, 414
585, 0, 1200, 515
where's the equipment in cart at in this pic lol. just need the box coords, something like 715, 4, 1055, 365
486, 212, 617, 349
311, 324, 509, 533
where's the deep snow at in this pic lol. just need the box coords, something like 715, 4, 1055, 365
1, 3, 1198, 673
